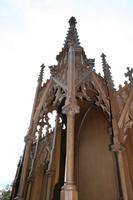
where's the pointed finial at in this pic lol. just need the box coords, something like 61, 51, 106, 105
63, 17, 80, 48
69, 16, 77, 26
124, 67, 133, 85
38, 64, 45, 85
101, 53, 107, 65
101, 53, 115, 90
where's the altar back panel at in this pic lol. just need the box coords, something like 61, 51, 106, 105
78, 108, 119, 200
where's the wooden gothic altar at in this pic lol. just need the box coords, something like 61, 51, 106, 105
11, 17, 133, 200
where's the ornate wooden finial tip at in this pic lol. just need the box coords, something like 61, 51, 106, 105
69, 16, 77, 26
101, 53, 107, 66
38, 63, 45, 83
101, 53, 106, 58
40, 63, 45, 70
101, 53, 115, 90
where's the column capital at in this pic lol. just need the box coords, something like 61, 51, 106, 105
62, 100, 80, 115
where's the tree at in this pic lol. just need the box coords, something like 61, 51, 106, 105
0, 185, 12, 200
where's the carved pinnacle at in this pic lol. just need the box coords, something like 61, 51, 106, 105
38, 64, 45, 84
101, 53, 115, 90
69, 16, 77, 26
101, 53, 107, 65
64, 17, 80, 48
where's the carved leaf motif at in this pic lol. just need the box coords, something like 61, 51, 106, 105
95, 95, 110, 117
75, 64, 92, 89
52, 87, 65, 106
76, 83, 91, 101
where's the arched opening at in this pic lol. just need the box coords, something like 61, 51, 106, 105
78, 107, 119, 200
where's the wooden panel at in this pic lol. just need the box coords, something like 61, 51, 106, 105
125, 128, 133, 188
30, 170, 44, 200
78, 108, 118, 200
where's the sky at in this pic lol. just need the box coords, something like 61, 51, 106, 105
0, 0, 133, 189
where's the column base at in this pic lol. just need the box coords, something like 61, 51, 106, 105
14, 195, 23, 200
60, 183, 78, 200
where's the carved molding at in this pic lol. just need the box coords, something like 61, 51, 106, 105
110, 142, 125, 152
62, 101, 80, 114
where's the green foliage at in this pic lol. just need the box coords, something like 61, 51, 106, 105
0, 185, 12, 200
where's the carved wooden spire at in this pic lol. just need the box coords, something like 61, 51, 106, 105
124, 67, 133, 86
38, 64, 45, 86
56, 17, 92, 65
64, 16, 80, 48
101, 53, 115, 90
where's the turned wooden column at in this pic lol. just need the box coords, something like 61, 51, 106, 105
45, 115, 59, 200
65, 113, 75, 184
60, 44, 79, 200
